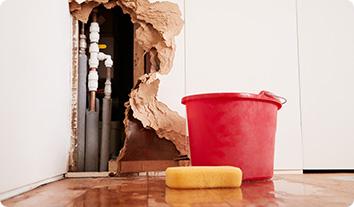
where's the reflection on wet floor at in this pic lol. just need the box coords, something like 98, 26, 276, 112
4, 174, 354, 207
165, 187, 243, 205
66, 179, 275, 207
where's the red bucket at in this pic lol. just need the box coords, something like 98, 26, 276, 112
182, 91, 284, 181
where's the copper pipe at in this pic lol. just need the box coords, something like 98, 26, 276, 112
81, 22, 85, 34
106, 67, 111, 79
89, 91, 96, 112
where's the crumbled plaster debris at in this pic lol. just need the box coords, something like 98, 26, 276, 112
69, 0, 187, 171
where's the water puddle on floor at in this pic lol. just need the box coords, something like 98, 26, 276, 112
273, 179, 324, 196
330, 176, 354, 182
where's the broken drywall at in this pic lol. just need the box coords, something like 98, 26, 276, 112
116, 74, 188, 172
69, 0, 183, 74
118, 106, 180, 162
127, 73, 188, 155
69, 0, 187, 172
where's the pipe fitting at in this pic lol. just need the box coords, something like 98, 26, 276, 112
98, 52, 113, 67
88, 70, 99, 92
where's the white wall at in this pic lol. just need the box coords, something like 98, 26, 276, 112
184, 0, 303, 170
158, 0, 354, 171
153, 1, 304, 170
0, 0, 72, 199
298, 0, 354, 169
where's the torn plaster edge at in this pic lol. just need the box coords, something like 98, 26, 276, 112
126, 73, 188, 155
114, 96, 185, 158
69, 18, 80, 172
69, 0, 184, 74
112, 82, 188, 173
112, 102, 131, 171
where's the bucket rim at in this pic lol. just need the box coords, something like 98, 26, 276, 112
181, 92, 282, 109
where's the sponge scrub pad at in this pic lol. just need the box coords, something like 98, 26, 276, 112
165, 166, 242, 189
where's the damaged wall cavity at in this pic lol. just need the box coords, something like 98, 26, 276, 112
69, 0, 188, 172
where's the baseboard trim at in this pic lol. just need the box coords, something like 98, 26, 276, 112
65, 172, 110, 178
303, 169, 354, 173
274, 170, 303, 174
0, 174, 64, 201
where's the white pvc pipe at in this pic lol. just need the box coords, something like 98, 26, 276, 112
85, 17, 100, 171
98, 52, 113, 99
85, 14, 115, 172
88, 22, 100, 111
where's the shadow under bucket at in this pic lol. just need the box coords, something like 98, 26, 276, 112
182, 91, 284, 181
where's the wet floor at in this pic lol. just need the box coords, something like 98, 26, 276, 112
3, 174, 354, 207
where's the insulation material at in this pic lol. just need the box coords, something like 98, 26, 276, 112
69, 0, 187, 172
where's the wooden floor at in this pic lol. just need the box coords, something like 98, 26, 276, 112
3, 173, 354, 207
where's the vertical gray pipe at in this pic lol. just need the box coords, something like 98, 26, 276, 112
77, 25, 87, 171
85, 99, 100, 171
100, 98, 112, 171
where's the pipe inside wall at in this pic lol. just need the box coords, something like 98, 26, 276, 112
82, 9, 114, 172
77, 23, 88, 172
84, 10, 100, 171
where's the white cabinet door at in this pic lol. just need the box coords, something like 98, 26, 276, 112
185, 0, 303, 170
298, 0, 354, 169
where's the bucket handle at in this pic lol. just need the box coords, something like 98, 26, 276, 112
261, 91, 287, 105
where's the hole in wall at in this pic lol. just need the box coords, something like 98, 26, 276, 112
70, 0, 188, 173
86, 5, 134, 158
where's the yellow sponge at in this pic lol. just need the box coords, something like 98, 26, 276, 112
165, 166, 242, 189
